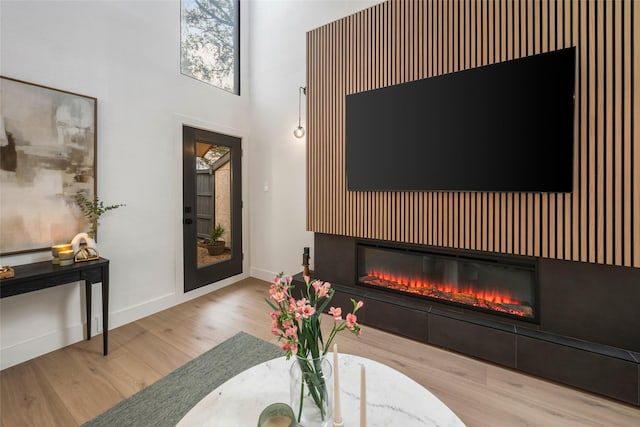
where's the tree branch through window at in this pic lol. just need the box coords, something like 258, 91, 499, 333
181, 0, 239, 94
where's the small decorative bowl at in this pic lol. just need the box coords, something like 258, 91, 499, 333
257, 402, 298, 427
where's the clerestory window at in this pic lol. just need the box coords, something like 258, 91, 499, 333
180, 0, 240, 95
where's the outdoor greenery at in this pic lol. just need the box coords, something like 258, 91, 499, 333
181, 0, 239, 93
197, 144, 230, 170
208, 223, 225, 242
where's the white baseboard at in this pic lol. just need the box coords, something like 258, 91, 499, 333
0, 324, 85, 370
0, 272, 248, 370
250, 267, 277, 283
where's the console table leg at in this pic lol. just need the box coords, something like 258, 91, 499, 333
102, 266, 109, 355
85, 281, 92, 341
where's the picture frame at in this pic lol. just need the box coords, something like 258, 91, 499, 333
0, 76, 97, 255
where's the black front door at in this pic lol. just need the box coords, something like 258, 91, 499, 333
183, 125, 242, 292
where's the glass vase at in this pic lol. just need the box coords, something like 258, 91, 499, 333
289, 354, 333, 427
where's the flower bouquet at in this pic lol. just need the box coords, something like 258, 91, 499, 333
266, 273, 363, 425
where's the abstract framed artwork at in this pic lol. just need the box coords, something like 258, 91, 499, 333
0, 76, 97, 255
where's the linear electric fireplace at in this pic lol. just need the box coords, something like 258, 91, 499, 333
357, 245, 538, 322
311, 234, 640, 406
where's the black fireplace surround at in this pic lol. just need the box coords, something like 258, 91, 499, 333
306, 233, 640, 406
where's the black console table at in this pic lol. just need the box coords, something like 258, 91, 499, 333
0, 257, 109, 355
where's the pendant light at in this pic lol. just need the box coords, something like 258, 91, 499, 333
294, 86, 306, 138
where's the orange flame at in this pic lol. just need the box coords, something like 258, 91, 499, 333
366, 269, 529, 317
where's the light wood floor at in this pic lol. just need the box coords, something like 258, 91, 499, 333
1, 277, 639, 426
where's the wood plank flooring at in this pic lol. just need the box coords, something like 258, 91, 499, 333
1, 277, 639, 426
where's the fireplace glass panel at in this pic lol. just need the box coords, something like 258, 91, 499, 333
358, 245, 537, 321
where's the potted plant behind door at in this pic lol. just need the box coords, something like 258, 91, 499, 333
206, 223, 225, 255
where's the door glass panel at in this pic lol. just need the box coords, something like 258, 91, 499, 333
183, 125, 242, 292
196, 143, 231, 268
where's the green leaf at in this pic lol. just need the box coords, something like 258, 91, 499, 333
264, 298, 278, 311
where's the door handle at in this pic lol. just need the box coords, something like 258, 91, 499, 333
183, 218, 193, 225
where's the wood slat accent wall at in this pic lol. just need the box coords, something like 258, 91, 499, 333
306, 0, 639, 268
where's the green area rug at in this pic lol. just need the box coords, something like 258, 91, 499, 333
82, 332, 282, 427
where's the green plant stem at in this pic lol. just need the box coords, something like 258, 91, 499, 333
296, 357, 327, 422
74, 193, 124, 239
323, 322, 346, 356
297, 376, 304, 422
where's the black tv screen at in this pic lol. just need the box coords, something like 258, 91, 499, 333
345, 47, 576, 192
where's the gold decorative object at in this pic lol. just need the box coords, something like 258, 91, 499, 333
71, 232, 99, 262
58, 249, 75, 266
0, 266, 15, 279
74, 246, 99, 262
51, 243, 72, 265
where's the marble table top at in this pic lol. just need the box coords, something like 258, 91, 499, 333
177, 353, 466, 427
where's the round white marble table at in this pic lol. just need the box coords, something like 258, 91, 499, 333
177, 353, 466, 427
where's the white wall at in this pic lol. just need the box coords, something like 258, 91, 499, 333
248, 0, 379, 281
0, 0, 252, 369
0, 0, 379, 370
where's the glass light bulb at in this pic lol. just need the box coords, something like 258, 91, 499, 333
293, 126, 306, 139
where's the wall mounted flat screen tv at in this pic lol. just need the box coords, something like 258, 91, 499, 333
346, 46, 576, 192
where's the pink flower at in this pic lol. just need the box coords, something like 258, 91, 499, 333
346, 313, 358, 330
281, 341, 298, 354
268, 272, 364, 359
285, 326, 297, 337
269, 284, 288, 303
313, 282, 331, 298
295, 299, 316, 318
274, 275, 291, 289
289, 302, 302, 320
296, 298, 316, 319
299, 304, 316, 319
329, 306, 342, 320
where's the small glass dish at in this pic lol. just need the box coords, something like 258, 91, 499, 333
257, 402, 298, 427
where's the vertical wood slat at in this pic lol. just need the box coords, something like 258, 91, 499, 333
553, 0, 563, 257
605, 0, 613, 265
634, 0, 640, 268
517, 3, 525, 257
554, 1, 564, 259
612, 0, 621, 266
596, 0, 605, 265
562, 0, 570, 260
624, 0, 633, 267
579, 0, 588, 263
307, 0, 639, 269
589, 0, 597, 263
570, 0, 579, 260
